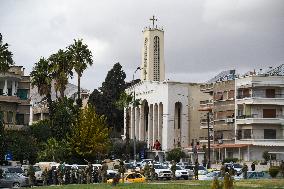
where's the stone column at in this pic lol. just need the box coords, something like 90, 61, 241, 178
139, 104, 145, 141
12, 80, 16, 96
147, 104, 153, 149
153, 104, 158, 146
3, 79, 8, 95
158, 103, 163, 142
135, 107, 140, 140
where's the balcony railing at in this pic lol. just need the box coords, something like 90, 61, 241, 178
237, 94, 284, 99
236, 114, 284, 119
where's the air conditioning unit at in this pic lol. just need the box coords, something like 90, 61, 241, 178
226, 118, 234, 123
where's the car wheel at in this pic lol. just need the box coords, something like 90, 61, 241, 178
184, 177, 189, 180
13, 182, 20, 188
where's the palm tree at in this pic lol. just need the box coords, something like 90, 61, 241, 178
49, 49, 73, 99
68, 39, 93, 106
30, 57, 53, 106
0, 33, 14, 72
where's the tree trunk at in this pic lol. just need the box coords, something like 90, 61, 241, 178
77, 74, 82, 107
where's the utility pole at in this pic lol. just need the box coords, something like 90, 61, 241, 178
133, 67, 141, 163
207, 112, 211, 169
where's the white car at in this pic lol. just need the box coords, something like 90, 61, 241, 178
199, 171, 221, 181
175, 166, 189, 180
153, 164, 171, 180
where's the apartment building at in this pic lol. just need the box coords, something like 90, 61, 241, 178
0, 66, 31, 129
235, 73, 284, 161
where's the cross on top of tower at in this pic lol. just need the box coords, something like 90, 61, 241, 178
150, 15, 157, 28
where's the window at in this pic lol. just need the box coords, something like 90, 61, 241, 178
153, 36, 160, 81
17, 89, 28, 100
243, 129, 251, 139
8, 88, 12, 96
263, 109, 276, 118
264, 129, 276, 139
16, 114, 25, 125
266, 89, 275, 98
0, 89, 3, 95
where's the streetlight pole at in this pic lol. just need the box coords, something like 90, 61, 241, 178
133, 67, 141, 163
207, 112, 211, 169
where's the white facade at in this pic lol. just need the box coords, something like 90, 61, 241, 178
235, 75, 284, 160
141, 27, 165, 82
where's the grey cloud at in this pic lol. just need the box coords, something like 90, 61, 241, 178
0, 0, 283, 90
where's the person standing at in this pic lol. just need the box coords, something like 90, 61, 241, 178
170, 160, 176, 180
144, 162, 150, 180
101, 161, 108, 183
251, 162, 256, 171
85, 162, 93, 184
242, 163, 248, 179
150, 165, 156, 181
118, 160, 126, 183
42, 168, 48, 186
27, 165, 35, 187
194, 161, 199, 180
280, 160, 284, 178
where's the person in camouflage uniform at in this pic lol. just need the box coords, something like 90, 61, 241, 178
242, 163, 248, 179
101, 161, 108, 183
27, 165, 35, 187
118, 160, 126, 183
171, 160, 177, 180
194, 161, 199, 180
85, 162, 93, 184
57, 162, 65, 185
144, 162, 150, 180
42, 168, 48, 186
150, 165, 156, 181
280, 160, 284, 178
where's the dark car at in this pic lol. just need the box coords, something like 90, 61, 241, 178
0, 173, 29, 188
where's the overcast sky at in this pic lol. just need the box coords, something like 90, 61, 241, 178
1, 0, 283, 90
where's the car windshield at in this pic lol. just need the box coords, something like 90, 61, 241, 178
198, 166, 206, 170
184, 165, 194, 170
233, 164, 242, 168
33, 166, 41, 172
207, 171, 220, 177
154, 165, 166, 169
7, 167, 24, 173
176, 166, 183, 170
125, 164, 135, 169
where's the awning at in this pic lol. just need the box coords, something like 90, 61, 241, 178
212, 144, 252, 149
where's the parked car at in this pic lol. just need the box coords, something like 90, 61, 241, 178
224, 163, 243, 175
22, 165, 43, 185
107, 172, 145, 183
141, 159, 153, 167
176, 162, 189, 168
153, 164, 172, 180
175, 166, 190, 180
199, 171, 221, 181
1, 166, 25, 177
0, 173, 29, 188
184, 165, 208, 175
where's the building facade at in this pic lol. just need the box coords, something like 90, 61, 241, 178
0, 66, 31, 129
235, 74, 284, 160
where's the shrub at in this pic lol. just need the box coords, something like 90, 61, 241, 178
262, 151, 270, 162
269, 166, 279, 178
166, 148, 186, 162
211, 177, 221, 189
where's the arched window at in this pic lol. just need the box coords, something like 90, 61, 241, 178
153, 36, 160, 81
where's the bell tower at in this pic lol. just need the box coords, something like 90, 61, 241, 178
141, 16, 165, 82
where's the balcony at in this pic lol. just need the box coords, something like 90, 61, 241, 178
0, 95, 20, 103
236, 97, 284, 106
236, 138, 284, 146
236, 115, 284, 125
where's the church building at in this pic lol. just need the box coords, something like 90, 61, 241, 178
124, 17, 209, 159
